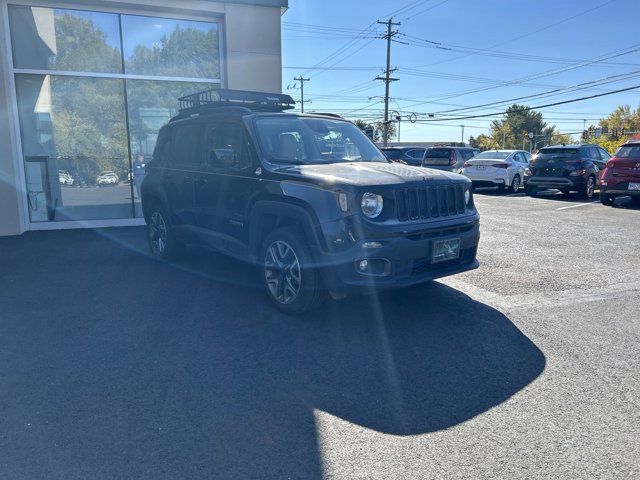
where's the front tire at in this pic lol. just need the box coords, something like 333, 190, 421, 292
509, 174, 521, 193
262, 227, 325, 314
146, 204, 183, 260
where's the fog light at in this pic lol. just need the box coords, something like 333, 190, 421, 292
358, 260, 368, 271
355, 258, 391, 276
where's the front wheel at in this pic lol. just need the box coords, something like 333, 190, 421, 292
262, 228, 325, 314
509, 174, 521, 193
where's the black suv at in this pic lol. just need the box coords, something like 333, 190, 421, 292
524, 144, 610, 198
380, 146, 426, 166
141, 89, 480, 313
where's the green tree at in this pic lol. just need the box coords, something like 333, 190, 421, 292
353, 119, 397, 143
469, 105, 569, 151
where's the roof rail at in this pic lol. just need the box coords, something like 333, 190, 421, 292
178, 88, 296, 113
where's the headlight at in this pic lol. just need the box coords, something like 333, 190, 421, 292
524, 168, 532, 176
465, 188, 471, 205
361, 192, 383, 218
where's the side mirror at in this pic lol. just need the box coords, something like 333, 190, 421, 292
208, 148, 236, 168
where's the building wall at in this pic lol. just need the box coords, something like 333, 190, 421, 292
0, 0, 284, 236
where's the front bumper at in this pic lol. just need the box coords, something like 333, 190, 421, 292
313, 215, 480, 293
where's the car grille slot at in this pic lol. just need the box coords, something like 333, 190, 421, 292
396, 185, 465, 221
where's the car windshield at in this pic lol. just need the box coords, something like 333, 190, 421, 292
254, 116, 387, 165
473, 151, 511, 159
615, 145, 640, 158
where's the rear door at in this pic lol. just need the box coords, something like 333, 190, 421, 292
163, 122, 202, 226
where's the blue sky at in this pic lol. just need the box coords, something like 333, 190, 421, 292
281, 0, 640, 143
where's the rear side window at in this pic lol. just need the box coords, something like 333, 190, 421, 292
154, 129, 172, 165
588, 147, 601, 160
598, 148, 611, 160
172, 123, 203, 167
406, 149, 426, 159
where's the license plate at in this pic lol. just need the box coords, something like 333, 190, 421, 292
629, 182, 640, 191
433, 238, 460, 263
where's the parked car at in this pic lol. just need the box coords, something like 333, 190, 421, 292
380, 146, 426, 166
460, 150, 531, 193
96, 171, 119, 186
523, 144, 610, 198
141, 89, 480, 314
422, 146, 480, 173
58, 170, 74, 186
600, 140, 640, 206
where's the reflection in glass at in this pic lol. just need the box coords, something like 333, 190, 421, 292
15, 74, 131, 221
126, 80, 218, 216
8, 5, 122, 73
122, 15, 220, 78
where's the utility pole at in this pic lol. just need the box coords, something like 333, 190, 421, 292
460, 125, 465, 145
376, 18, 400, 147
294, 76, 310, 113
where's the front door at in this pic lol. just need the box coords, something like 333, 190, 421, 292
195, 119, 255, 253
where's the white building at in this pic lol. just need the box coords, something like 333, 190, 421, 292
0, 0, 287, 235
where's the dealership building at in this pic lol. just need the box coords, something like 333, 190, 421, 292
0, 0, 287, 236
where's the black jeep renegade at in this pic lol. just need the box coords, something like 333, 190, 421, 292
141, 89, 480, 313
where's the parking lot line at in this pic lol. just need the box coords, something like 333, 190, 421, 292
556, 201, 599, 211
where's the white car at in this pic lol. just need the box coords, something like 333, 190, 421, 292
58, 170, 74, 186
96, 171, 119, 186
460, 150, 531, 193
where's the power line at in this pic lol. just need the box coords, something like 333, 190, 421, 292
293, 76, 311, 113
376, 18, 401, 146
417, 84, 640, 122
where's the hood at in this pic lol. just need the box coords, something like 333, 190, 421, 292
275, 162, 466, 187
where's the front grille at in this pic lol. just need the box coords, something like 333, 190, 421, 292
396, 184, 466, 221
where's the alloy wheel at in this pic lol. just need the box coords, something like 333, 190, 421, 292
264, 240, 301, 305
512, 176, 520, 192
149, 211, 167, 255
586, 177, 595, 198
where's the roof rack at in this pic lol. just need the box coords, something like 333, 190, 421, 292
178, 88, 296, 113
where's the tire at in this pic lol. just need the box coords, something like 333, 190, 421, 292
600, 193, 615, 206
525, 185, 538, 197
579, 175, 596, 199
261, 227, 326, 314
509, 174, 521, 193
146, 203, 184, 260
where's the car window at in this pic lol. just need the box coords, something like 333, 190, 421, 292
407, 149, 426, 159
598, 148, 611, 160
523, 152, 532, 163
513, 152, 523, 163
205, 122, 250, 172
171, 123, 203, 167
588, 147, 601, 160
460, 150, 475, 160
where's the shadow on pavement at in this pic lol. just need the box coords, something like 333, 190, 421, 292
0, 228, 545, 479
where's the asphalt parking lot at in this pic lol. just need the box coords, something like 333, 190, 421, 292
0, 190, 638, 479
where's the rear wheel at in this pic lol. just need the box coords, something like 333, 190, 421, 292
600, 193, 615, 206
509, 174, 521, 193
262, 227, 325, 314
146, 204, 184, 259
579, 175, 596, 199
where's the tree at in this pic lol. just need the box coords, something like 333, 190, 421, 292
353, 119, 397, 143
469, 104, 569, 151
582, 104, 640, 153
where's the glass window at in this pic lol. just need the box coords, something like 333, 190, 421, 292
598, 148, 611, 160
254, 117, 386, 165
15, 74, 130, 222
171, 124, 203, 167
614, 145, 640, 158
205, 122, 250, 172
121, 15, 220, 78
9, 6, 122, 73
